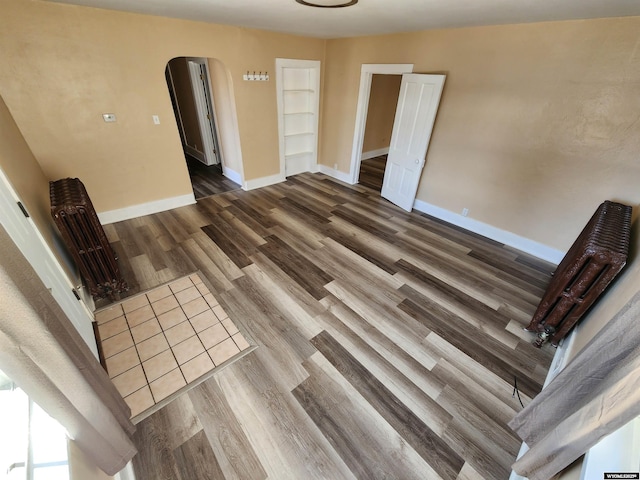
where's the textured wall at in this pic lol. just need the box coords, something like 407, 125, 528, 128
321, 17, 640, 252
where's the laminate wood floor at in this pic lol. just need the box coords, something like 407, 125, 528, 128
358, 155, 387, 191
102, 173, 556, 480
186, 155, 241, 199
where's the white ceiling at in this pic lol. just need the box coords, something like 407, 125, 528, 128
44, 0, 640, 38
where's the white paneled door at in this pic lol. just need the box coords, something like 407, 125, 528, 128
0, 168, 98, 357
381, 74, 445, 211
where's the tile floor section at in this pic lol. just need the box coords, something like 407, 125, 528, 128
94, 273, 251, 418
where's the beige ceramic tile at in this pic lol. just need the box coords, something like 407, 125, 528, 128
181, 297, 209, 319
151, 295, 180, 316
165, 321, 196, 347
190, 310, 218, 333
98, 315, 128, 340
203, 293, 218, 308
105, 346, 140, 378
196, 282, 210, 296
232, 333, 251, 351
142, 349, 178, 382
136, 333, 170, 362
125, 386, 155, 417
102, 330, 134, 358
122, 294, 150, 314
125, 304, 155, 328
221, 318, 239, 335
112, 365, 147, 397
146, 284, 172, 303
149, 368, 186, 402
131, 318, 162, 344
172, 335, 205, 365
212, 304, 228, 321
94, 304, 123, 325
208, 338, 240, 366
180, 352, 215, 383
175, 286, 201, 305
189, 274, 203, 285
157, 307, 187, 331
199, 323, 230, 350
169, 277, 194, 294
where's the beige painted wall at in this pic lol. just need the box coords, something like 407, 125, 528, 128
0, 0, 324, 213
167, 58, 204, 155
362, 74, 401, 153
321, 17, 640, 253
0, 94, 79, 283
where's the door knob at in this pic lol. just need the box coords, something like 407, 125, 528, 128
415, 159, 420, 164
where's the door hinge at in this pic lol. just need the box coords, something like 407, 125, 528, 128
200, 74, 204, 80
72, 288, 81, 300
17, 201, 29, 218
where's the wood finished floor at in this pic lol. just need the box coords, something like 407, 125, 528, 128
358, 155, 387, 191
103, 173, 556, 480
186, 155, 241, 199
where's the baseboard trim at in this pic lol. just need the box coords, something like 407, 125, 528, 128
242, 172, 286, 191
318, 165, 356, 184
361, 147, 389, 160
184, 145, 206, 163
222, 166, 242, 185
412, 199, 565, 264
97, 193, 196, 225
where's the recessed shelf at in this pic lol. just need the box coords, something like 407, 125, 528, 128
283, 89, 315, 93
284, 131, 314, 138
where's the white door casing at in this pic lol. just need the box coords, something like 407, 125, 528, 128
188, 59, 220, 167
381, 74, 446, 212
0, 168, 98, 358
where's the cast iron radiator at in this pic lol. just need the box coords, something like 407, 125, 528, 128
50, 177, 127, 299
526, 200, 632, 347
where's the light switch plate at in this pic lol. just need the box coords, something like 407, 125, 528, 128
102, 113, 116, 122
152, 115, 160, 125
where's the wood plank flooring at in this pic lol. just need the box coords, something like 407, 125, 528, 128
186, 155, 240, 199
102, 173, 556, 480
358, 155, 387, 191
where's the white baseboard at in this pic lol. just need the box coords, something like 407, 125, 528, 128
184, 145, 206, 163
97, 193, 196, 225
361, 147, 389, 160
222, 166, 242, 185
412, 199, 565, 264
242, 172, 286, 191
318, 164, 356, 184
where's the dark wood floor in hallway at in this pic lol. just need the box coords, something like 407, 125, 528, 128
103, 173, 556, 480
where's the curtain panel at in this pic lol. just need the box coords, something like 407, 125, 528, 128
509, 290, 640, 480
0, 226, 136, 475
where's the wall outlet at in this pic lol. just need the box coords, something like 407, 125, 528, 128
334, 163, 338, 170
462, 208, 469, 217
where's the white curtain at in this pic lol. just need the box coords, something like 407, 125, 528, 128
0, 226, 137, 475
509, 290, 640, 480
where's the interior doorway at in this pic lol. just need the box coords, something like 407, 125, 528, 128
165, 57, 241, 199
348, 64, 413, 186
358, 74, 402, 191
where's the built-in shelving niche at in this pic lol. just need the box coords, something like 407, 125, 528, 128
276, 59, 321, 177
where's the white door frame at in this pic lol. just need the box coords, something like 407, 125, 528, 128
348, 64, 414, 185
0, 168, 98, 357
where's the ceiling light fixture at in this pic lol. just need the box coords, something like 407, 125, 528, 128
295, 0, 358, 8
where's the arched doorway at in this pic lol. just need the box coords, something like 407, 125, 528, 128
165, 57, 244, 199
